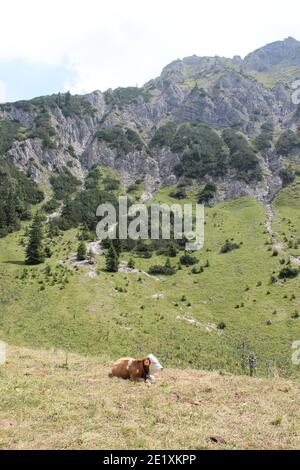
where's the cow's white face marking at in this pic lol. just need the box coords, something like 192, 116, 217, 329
148, 354, 163, 375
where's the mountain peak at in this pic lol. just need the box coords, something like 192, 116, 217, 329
243, 36, 300, 72
284, 36, 299, 44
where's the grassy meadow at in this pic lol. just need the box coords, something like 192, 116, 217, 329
0, 345, 299, 450
273, 176, 300, 256
1, 186, 300, 378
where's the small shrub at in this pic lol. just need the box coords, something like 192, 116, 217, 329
191, 265, 204, 274
169, 189, 187, 200
77, 241, 87, 261
278, 266, 299, 279
220, 239, 240, 254
271, 416, 282, 426
279, 168, 295, 187
198, 183, 217, 204
180, 253, 198, 266
148, 258, 176, 276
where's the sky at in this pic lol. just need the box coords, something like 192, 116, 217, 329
0, 0, 299, 103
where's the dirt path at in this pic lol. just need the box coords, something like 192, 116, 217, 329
265, 204, 300, 265
140, 191, 153, 203
176, 314, 218, 333
67, 241, 102, 279
46, 204, 63, 223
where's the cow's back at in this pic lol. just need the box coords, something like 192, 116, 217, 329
111, 357, 133, 379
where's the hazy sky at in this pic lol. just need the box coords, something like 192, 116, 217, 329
0, 0, 299, 102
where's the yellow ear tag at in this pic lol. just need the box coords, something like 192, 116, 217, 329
144, 359, 150, 366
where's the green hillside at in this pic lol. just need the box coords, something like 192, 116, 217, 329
273, 176, 300, 256
1, 182, 300, 378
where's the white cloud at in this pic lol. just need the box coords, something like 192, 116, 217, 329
0, 80, 6, 102
0, 0, 299, 94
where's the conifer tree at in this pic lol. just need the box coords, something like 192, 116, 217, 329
112, 237, 123, 256
78, 222, 90, 241
25, 213, 44, 265
128, 258, 135, 269
5, 189, 18, 228
105, 242, 119, 272
77, 240, 87, 261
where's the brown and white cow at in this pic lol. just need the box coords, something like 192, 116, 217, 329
110, 354, 163, 381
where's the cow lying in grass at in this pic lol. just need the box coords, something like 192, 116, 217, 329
110, 354, 163, 381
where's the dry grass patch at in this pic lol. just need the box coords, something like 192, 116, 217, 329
0, 346, 300, 449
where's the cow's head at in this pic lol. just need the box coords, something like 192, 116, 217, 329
147, 354, 163, 375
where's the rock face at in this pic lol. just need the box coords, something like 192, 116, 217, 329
243, 37, 300, 72
173, 71, 281, 134
1, 37, 300, 202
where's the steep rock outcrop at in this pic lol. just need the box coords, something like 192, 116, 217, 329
1, 37, 300, 201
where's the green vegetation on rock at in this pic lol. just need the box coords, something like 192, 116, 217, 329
29, 109, 56, 149
276, 129, 300, 156
279, 167, 295, 187
198, 182, 217, 204
0, 157, 44, 237
1, 92, 95, 118
50, 170, 81, 200
0, 119, 21, 154
150, 122, 177, 148
254, 131, 273, 152
222, 129, 262, 182
104, 87, 152, 106
174, 123, 229, 179
96, 125, 147, 155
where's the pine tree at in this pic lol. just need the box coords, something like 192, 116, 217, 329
128, 258, 135, 269
44, 246, 52, 258
25, 213, 44, 265
78, 223, 90, 241
105, 242, 119, 272
112, 238, 123, 256
65, 91, 71, 106
168, 243, 177, 257
5, 189, 18, 228
77, 241, 87, 261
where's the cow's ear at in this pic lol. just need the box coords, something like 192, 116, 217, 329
144, 359, 150, 367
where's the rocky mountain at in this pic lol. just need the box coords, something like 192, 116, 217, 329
1, 37, 300, 203
243, 36, 300, 72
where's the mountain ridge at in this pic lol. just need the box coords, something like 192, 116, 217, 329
1, 37, 300, 204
